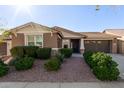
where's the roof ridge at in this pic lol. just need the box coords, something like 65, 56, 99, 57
9, 21, 52, 31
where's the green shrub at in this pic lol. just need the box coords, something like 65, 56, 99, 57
56, 53, 64, 63
93, 64, 120, 81
10, 46, 24, 57
44, 57, 61, 71
83, 51, 94, 66
83, 51, 120, 81
59, 48, 73, 58
36, 48, 51, 59
10, 46, 39, 58
24, 46, 38, 58
14, 56, 34, 71
0, 59, 9, 77
91, 52, 112, 67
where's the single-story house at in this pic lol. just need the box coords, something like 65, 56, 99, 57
0, 22, 120, 56
104, 29, 124, 54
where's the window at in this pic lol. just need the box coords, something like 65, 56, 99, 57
36, 36, 42, 46
27, 35, 35, 46
26, 35, 43, 47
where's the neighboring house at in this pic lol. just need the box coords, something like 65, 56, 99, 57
0, 35, 11, 56
104, 29, 124, 54
0, 22, 120, 56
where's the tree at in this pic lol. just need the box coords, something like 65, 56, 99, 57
0, 18, 11, 44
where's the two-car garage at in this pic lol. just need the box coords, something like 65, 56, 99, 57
84, 40, 112, 53
80, 32, 118, 53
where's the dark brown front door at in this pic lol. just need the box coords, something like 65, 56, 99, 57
71, 39, 80, 53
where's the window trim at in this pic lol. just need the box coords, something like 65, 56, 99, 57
25, 34, 43, 47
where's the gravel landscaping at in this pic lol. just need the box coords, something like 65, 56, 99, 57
0, 57, 98, 82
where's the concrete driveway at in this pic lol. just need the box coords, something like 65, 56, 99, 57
109, 54, 124, 80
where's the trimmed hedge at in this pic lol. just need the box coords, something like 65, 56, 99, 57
24, 46, 38, 58
36, 48, 51, 59
14, 56, 34, 71
44, 57, 61, 71
59, 48, 73, 58
0, 59, 9, 77
83, 51, 120, 81
10, 46, 24, 57
11, 46, 51, 59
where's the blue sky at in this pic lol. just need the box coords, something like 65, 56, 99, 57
0, 5, 124, 32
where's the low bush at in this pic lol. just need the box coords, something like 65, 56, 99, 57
10, 46, 24, 57
0, 59, 9, 77
56, 53, 64, 63
83, 51, 120, 81
36, 48, 51, 59
91, 52, 112, 67
59, 48, 73, 58
24, 46, 38, 58
14, 56, 34, 71
93, 63, 119, 81
44, 57, 61, 71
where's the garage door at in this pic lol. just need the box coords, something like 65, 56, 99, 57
0, 42, 7, 56
84, 40, 111, 53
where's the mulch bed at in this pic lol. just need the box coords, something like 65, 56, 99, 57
0, 57, 98, 82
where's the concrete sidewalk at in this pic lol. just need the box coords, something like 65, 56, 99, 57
0, 82, 124, 88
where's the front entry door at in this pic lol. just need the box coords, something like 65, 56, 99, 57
71, 39, 80, 53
